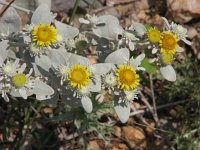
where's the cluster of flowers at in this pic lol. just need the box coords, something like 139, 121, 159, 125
0, 4, 191, 123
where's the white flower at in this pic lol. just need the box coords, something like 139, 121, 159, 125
29, 44, 46, 56
65, 39, 76, 51
105, 48, 145, 123
10, 65, 34, 99
103, 72, 117, 88
55, 64, 69, 85
124, 90, 138, 102
0, 59, 21, 77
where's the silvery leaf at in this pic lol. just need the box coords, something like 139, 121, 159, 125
105, 48, 129, 65
130, 53, 145, 69
31, 4, 53, 24
81, 96, 93, 113
36, 0, 51, 8
50, 49, 69, 68
130, 23, 146, 36
55, 21, 79, 39
0, 40, 9, 61
160, 65, 176, 82
88, 76, 101, 92
92, 15, 123, 40
92, 63, 115, 75
0, 56, 3, 66
68, 53, 90, 66
35, 55, 51, 72
114, 101, 130, 123
32, 80, 54, 97
0, 7, 21, 34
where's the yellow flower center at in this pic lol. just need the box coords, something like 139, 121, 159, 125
116, 65, 140, 91
68, 64, 90, 89
32, 24, 57, 47
12, 73, 27, 87
147, 28, 161, 43
160, 32, 179, 54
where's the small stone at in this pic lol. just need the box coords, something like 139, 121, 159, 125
43, 107, 53, 113
113, 126, 121, 138
167, 0, 200, 23
146, 121, 155, 135
196, 141, 200, 150
187, 27, 198, 39
122, 126, 146, 149
133, 102, 141, 109
169, 109, 177, 117
87, 140, 100, 150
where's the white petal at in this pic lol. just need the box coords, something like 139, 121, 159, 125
128, 42, 135, 51
105, 48, 130, 65
32, 80, 54, 96
182, 38, 192, 45
130, 23, 146, 36
114, 102, 130, 123
55, 21, 79, 39
160, 65, 176, 82
19, 88, 27, 99
152, 48, 158, 54
81, 96, 93, 113
31, 4, 53, 24
2, 92, 9, 102
137, 67, 145, 71
162, 17, 171, 30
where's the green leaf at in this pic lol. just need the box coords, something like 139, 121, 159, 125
144, 24, 152, 30
141, 58, 157, 74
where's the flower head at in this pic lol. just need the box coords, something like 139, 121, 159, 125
67, 64, 91, 89
159, 31, 179, 55
103, 72, 117, 88
147, 28, 161, 43
12, 73, 27, 87
32, 24, 57, 47
116, 65, 140, 91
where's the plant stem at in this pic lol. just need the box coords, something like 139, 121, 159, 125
68, 0, 81, 25
18, 101, 44, 149
150, 74, 160, 126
